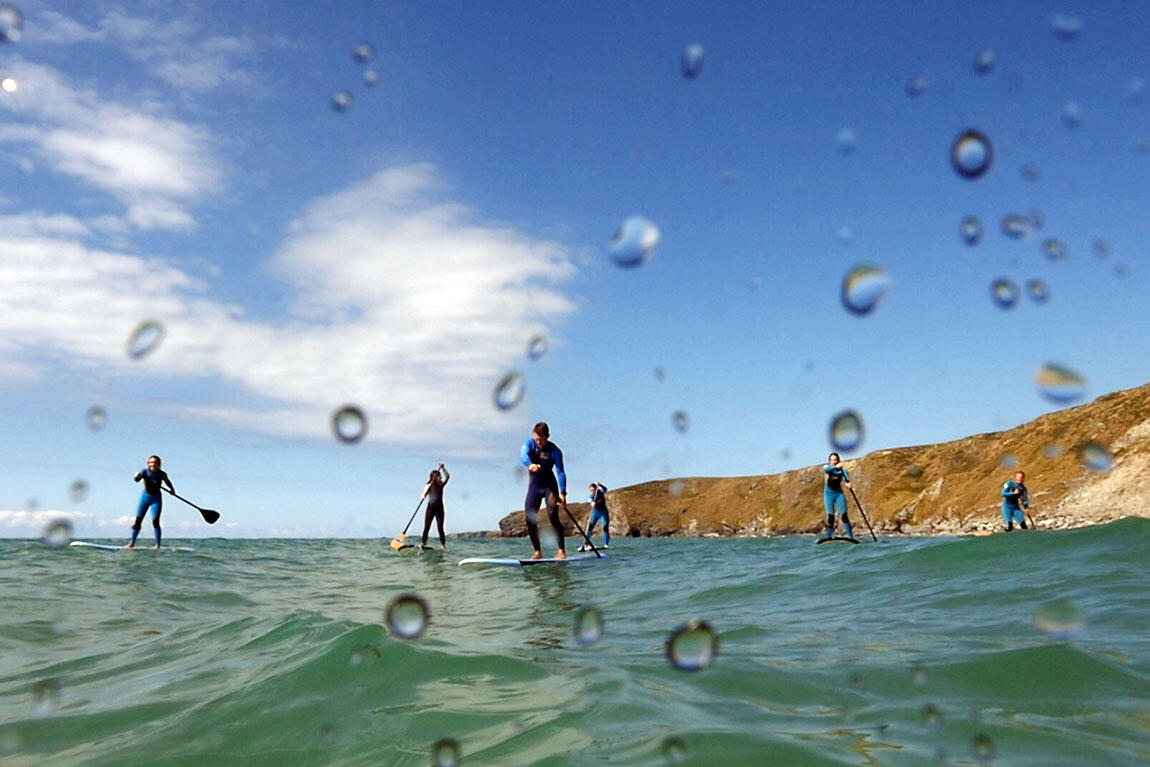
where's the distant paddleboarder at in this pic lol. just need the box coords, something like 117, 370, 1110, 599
420, 463, 450, 549
1001, 470, 1030, 531
521, 422, 567, 560
820, 452, 855, 541
581, 482, 610, 550
128, 455, 174, 550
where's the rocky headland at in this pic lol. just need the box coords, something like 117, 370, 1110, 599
497, 382, 1150, 538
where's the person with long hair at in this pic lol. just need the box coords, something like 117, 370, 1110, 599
420, 463, 450, 549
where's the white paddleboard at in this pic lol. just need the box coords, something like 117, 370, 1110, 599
70, 541, 196, 553
458, 551, 605, 567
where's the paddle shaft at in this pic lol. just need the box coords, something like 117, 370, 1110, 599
162, 488, 220, 524
560, 499, 602, 558
401, 497, 426, 536
847, 486, 878, 542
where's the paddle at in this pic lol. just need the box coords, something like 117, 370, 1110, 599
163, 488, 220, 525
560, 499, 602, 558
390, 497, 426, 550
847, 486, 878, 542
1026, 510, 1037, 530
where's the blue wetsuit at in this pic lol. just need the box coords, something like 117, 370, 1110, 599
822, 464, 853, 539
1001, 480, 1029, 531
587, 484, 610, 546
132, 468, 173, 546
521, 438, 567, 552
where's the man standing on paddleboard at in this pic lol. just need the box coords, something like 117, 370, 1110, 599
420, 463, 450, 549
821, 452, 855, 541
127, 455, 175, 550
1001, 470, 1030, 531
521, 422, 567, 560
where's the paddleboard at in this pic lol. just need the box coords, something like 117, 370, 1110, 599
815, 536, 860, 545
458, 552, 606, 567
70, 541, 196, 553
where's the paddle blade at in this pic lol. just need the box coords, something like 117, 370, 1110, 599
390, 534, 406, 550
200, 509, 220, 525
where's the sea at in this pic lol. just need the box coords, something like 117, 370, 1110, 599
1, 518, 1146, 766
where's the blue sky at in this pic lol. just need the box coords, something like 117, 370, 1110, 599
1, 1, 1147, 538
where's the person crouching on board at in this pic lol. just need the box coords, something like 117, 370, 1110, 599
420, 463, 450, 550
521, 422, 567, 560
1001, 471, 1030, 532
820, 452, 854, 541
127, 455, 174, 550
581, 482, 610, 551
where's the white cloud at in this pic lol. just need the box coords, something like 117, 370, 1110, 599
0, 164, 578, 455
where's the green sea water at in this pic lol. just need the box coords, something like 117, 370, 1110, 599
1, 519, 1147, 766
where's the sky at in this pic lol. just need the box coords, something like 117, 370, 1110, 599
1, 1, 1147, 539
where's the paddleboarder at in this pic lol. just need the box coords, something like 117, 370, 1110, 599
820, 452, 855, 541
1001, 470, 1030, 531
420, 463, 450, 549
581, 482, 611, 550
521, 422, 567, 560
127, 455, 174, 550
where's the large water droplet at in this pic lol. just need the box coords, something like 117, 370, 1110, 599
671, 410, 690, 433
1035, 363, 1087, 404
68, 480, 88, 504
990, 279, 1020, 309
680, 44, 704, 79
835, 127, 859, 155
609, 216, 660, 268
431, 738, 462, 767
331, 405, 368, 444
86, 406, 107, 431
1034, 599, 1086, 639
1051, 13, 1083, 41
385, 594, 429, 640
573, 606, 604, 646
527, 335, 548, 360
32, 679, 59, 716
951, 129, 993, 179
352, 42, 375, 64
331, 90, 354, 112
1025, 279, 1050, 304
41, 519, 72, 549
905, 75, 929, 97
959, 216, 984, 246
1001, 214, 1035, 240
0, 4, 23, 43
841, 264, 891, 316
829, 410, 864, 452
1079, 442, 1113, 472
973, 49, 997, 75
662, 736, 687, 764
126, 320, 165, 360
666, 619, 718, 671
493, 371, 525, 410
1041, 239, 1068, 261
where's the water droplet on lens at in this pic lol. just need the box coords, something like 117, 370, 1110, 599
829, 410, 864, 452
911, 663, 928, 686
951, 129, 993, 179
1000, 453, 1019, 469
841, 264, 891, 316
1001, 214, 1035, 240
385, 594, 429, 640
32, 679, 59, 716
973, 48, 997, 75
920, 703, 943, 730
1044, 444, 1063, 458
1034, 599, 1085, 639
352, 42, 376, 64
835, 127, 859, 154
662, 736, 687, 764
68, 480, 88, 504
126, 320, 165, 359
1, 76, 16, 91
990, 279, 1020, 309
1036, 363, 1086, 404
1127, 77, 1147, 101
431, 738, 462, 767
573, 606, 604, 646
959, 216, 984, 246
331, 405, 367, 444
1041, 239, 1068, 262
362, 69, 380, 87
609, 215, 660, 268
654, 366, 667, 382
970, 733, 996, 763
493, 371, 525, 410
86, 405, 107, 431
0, 4, 23, 43
746, 276, 761, 290
668, 479, 684, 496
1020, 163, 1041, 181
331, 90, 354, 112
1092, 239, 1112, 258
1079, 442, 1113, 472
319, 723, 336, 745
527, 334, 548, 360
837, 226, 855, 245
1051, 13, 1083, 41
1025, 279, 1049, 304
680, 44, 704, 79
666, 619, 718, 671
41, 519, 72, 549
905, 75, 929, 97
1061, 101, 1083, 128
671, 410, 690, 433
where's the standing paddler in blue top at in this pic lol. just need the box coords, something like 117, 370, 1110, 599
127, 455, 175, 550
820, 452, 855, 541
521, 421, 567, 560
1001, 470, 1030, 531
581, 482, 610, 551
